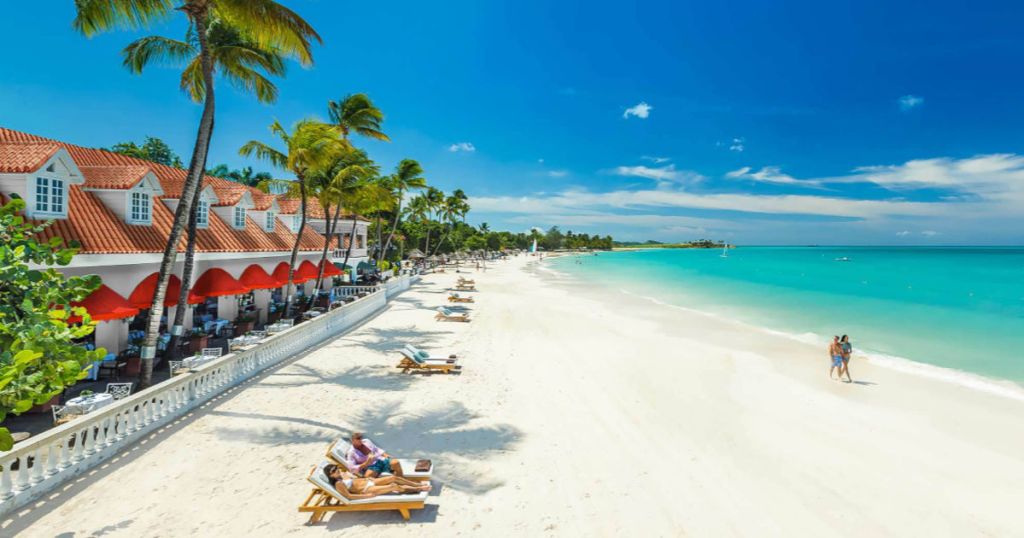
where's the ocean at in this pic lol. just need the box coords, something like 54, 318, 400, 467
547, 247, 1024, 392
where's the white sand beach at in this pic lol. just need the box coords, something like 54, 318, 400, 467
7, 255, 1024, 537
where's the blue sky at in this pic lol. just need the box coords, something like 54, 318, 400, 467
2, 0, 1023, 244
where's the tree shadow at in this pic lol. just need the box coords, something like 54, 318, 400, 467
333, 325, 455, 354
260, 364, 417, 392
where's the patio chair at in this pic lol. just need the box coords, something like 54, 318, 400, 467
324, 439, 434, 481
168, 360, 190, 376
298, 460, 431, 524
396, 349, 460, 374
434, 307, 470, 323
97, 353, 128, 380
201, 347, 223, 358
51, 404, 75, 426
105, 382, 133, 400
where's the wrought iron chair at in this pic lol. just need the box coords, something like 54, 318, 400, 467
105, 382, 133, 400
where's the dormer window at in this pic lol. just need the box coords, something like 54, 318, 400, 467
196, 199, 210, 228
233, 206, 246, 228
264, 211, 276, 232
292, 215, 301, 232
34, 177, 66, 216
129, 191, 151, 224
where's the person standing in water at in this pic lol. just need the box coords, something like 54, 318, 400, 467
839, 335, 853, 383
828, 336, 844, 380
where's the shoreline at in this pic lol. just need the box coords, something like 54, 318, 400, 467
9, 255, 1024, 536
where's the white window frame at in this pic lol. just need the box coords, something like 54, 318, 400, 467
264, 211, 276, 232
233, 206, 247, 228
291, 215, 301, 232
128, 191, 151, 224
196, 199, 210, 229
33, 176, 66, 217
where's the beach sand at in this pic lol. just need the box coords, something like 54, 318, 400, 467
7, 255, 1024, 537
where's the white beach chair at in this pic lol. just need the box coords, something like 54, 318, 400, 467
325, 439, 434, 481
396, 349, 460, 374
434, 306, 470, 322
298, 460, 431, 523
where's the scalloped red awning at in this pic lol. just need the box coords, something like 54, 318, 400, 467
191, 268, 249, 298
68, 284, 140, 323
319, 260, 343, 277
129, 273, 182, 309
271, 262, 292, 285
239, 264, 281, 290
294, 260, 319, 282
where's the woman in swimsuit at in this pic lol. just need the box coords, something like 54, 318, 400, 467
323, 464, 431, 499
839, 335, 853, 383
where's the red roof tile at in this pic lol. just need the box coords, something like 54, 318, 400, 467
0, 142, 60, 173
80, 165, 152, 189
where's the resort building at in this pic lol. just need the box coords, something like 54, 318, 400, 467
0, 126, 370, 362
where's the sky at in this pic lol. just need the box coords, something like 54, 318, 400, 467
2, 0, 1024, 244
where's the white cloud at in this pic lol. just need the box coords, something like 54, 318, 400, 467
448, 142, 476, 153
921, 230, 939, 236
547, 170, 569, 178
899, 95, 924, 111
729, 138, 745, 152
623, 102, 652, 119
611, 164, 703, 183
725, 166, 815, 186
642, 156, 671, 164
896, 230, 911, 236
537, 158, 545, 164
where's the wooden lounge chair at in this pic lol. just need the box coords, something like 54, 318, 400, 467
448, 293, 474, 303
298, 460, 431, 523
325, 439, 434, 481
396, 349, 460, 374
434, 307, 470, 323
405, 344, 457, 361
457, 277, 475, 285
453, 283, 476, 292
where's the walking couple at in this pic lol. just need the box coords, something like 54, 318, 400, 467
829, 335, 853, 382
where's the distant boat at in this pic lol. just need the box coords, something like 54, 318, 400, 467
720, 244, 729, 258
834, 256, 851, 262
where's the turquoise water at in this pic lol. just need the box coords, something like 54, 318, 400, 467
548, 247, 1024, 385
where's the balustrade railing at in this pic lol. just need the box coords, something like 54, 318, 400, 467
0, 276, 413, 517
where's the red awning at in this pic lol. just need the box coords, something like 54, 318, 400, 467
293, 260, 319, 282
239, 264, 281, 290
271, 262, 292, 286
129, 273, 182, 309
191, 268, 250, 298
68, 284, 140, 323
319, 260, 344, 277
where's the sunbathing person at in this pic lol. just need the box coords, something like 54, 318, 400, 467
346, 432, 405, 478
322, 464, 430, 499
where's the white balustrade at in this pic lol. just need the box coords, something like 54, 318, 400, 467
0, 277, 411, 517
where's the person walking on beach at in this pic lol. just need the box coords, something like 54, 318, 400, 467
828, 336, 844, 380
839, 335, 853, 383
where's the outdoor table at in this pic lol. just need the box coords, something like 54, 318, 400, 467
63, 392, 115, 415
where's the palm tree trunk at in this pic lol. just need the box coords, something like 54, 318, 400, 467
314, 202, 343, 293
140, 9, 214, 387
423, 226, 431, 256
381, 193, 403, 262
340, 218, 358, 278
163, 182, 203, 361
432, 221, 452, 257
285, 177, 307, 318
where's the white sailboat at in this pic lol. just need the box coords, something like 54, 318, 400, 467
720, 244, 729, 258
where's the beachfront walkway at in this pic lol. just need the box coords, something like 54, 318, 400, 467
5, 256, 1024, 537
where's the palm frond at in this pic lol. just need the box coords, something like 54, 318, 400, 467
179, 57, 205, 103
122, 35, 195, 73
213, 0, 321, 66
72, 0, 174, 36
219, 59, 279, 103
239, 140, 288, 169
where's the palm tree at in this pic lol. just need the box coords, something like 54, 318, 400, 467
310, 148, 377, 292
75, 1, 320, 386
405, 194, 431, 254
421, 187, 444, 254
328, 93, 390, 142
130, 20, 293, 362
240, 120, 348, 317
339, 176, 392, 274
380, 159, 426, 262
432, 189, 469, 256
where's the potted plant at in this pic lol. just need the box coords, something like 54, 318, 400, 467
188, 327, 210, 353
235, 314, 256, 334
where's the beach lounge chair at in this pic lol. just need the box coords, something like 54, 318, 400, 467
405, 344, 457, 361
434, 306, 470, 323
298, 460, 431, 523
325, 439, 434, 481
448, 292, 474, 303
396, 348, 460, 374
457, 277, 475, 285
453, 283, 476, 291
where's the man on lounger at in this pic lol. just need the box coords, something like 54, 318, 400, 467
346, 432, 405, 478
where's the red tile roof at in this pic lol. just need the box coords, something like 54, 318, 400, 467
80, 165, 152, 189
0, 127, 331, 255
0, 142, 60, 173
